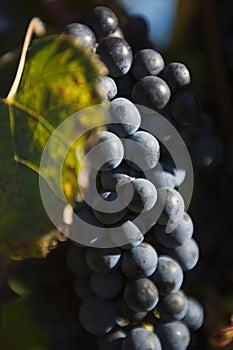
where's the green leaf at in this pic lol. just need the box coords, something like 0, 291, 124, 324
0, 34, 107, 260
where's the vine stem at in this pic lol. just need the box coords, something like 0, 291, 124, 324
7, 17, 46, 100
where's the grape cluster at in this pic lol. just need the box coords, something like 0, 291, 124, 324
63, 5, 204, 350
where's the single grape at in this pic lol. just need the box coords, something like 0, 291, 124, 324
151, 213, 194, 248
95, 76, 117, 100
97, 327, 126, 350
160, 239, 199, 271
132, 49, 165, 80
120, 178, 157, 213
64, 22, 96, 50
124, 130, 160, 171
169, 91, 200, 126
121, 328, 162, 350
156, 290, 188, 321
90, 270, 124, 298
157, 188, 185, 225
123, 277, 159, 312
121, 242, 158, 278
108, 219, 144, 249
156, 320, 190, 350
132, 76, 171, 111
151, 255, 183, 295
97, 37, 133, 77
86, 6, 119, 41
92, 191, 126, 225
86, 247, 122, 273
182, 297, 204, 331
160, 62, 191, 93
86, 130, 124, 171
79, 296, 118, 335
107, 97, 141, 137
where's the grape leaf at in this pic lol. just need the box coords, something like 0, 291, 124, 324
0, 34, 107, 260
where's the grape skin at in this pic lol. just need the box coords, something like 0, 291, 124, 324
107, 97, 141, 137
132, 76, 171, 111
79, 296, 118, 335
121, 242, 158, 278
132, 49, 165, 80
151, 255, 183, 295
123, 277, 159, 312
86, 247, 122, 273
121, 328, 162, 350
96, 37, 133, 77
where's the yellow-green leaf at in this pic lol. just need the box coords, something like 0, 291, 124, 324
0, 34, 107, 260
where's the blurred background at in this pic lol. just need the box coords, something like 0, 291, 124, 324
0, 0, 232, 349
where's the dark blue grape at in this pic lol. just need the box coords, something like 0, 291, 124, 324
190, 135, 224, 170
124, 131, 160, 171
108, 219, 144, 249
79, 296, 118, 335
97, 37, 133, 77
156, 320, 190, 350
118, 298, 148, 324
132, 76, 171, 111
123, 277, 158, 312
92, 191, 126, 225
107, 97, 141, 137
100, 163, 133, 191
73, 276, 94, 299
161, 239, 199, 271
120, 178, 157, 213
87, 130, 124, 171
97, 327, 126, 350
182, 297, 204, 331
90, 270, 123, 298
151, 255, 183, 295
169, 91, 200, 126
160, 62, 191, 93
121, 243, 158, 278
86, 247, 122, 273
95, 76, 117, 100
122, 328, 162, 350
132, 49, 165, 80
156, 290, 188, 321
151, 213, 194, 248
64, 23, 96, 50
86, 6, 118, 41
157, 188, 185, 225
66, 244, 91, 276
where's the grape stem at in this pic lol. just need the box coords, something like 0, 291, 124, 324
6, 17, 46, 100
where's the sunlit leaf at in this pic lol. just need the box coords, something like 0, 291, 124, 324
0, 34, 107, 260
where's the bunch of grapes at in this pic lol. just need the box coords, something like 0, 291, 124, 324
60, 5, 205, 350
